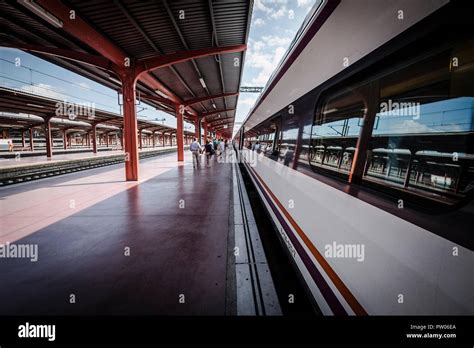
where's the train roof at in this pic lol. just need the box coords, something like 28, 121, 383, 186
237, 0, 449, 135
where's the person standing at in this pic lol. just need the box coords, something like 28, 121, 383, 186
189, 137, 202, 169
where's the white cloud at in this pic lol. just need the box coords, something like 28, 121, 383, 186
250, 46, 286, 86
253, 18, 265, 27
246, 33, 292, 87
297, 0, 312, 7
254, 0, 292, 20
270, 6, 287, 19
254, 0, 272, 14
260, 35, 291, 47
288, 9, 295, 19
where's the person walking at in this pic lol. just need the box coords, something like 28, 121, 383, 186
204, 140, 215, 167
219, 138, 225, 159
189, 137, 202, 169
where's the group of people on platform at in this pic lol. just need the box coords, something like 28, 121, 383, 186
189, 137, 229, 168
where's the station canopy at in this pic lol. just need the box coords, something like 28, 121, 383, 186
0, 0, 252, 138
0, 86, 194, 136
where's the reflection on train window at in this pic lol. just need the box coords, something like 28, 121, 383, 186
309, 88, 366, 177
363, 47, 474, 204
246, 116, 282, 161
279, 114, 299, 166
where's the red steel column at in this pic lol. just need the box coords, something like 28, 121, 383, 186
29, 128, 34, 151
105, 132, 109, 147
138, 129, 142, 149
44, 117, 53, 159
92, 125, 98, 153
121, 74, 139, 181
162, 133, 166, 147
203, 119, 208, 144
152, 131, 156, 148
63, 130, 67, 150
176, 104, 184, 161
194, 117, 200, 141
21, 130, 26, 148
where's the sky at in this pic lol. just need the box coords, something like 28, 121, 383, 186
0, 0, 316, 136
234, 0, 317, 135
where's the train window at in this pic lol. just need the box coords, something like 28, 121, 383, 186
279, 114, 300, 166
258, 115, 282, 160
244, 116, 282, 160
363, 46, 474, 204
309, 87, 367, 178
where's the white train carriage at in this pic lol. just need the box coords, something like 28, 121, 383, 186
236, 0, 474, 315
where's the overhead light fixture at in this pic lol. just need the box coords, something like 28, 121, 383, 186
212, 103, 216, 109
27, 103, 45, 108
18, 0, 64, 28
199, 78, 207, 89
155, 90, 169, 99
218, 114, 221, 118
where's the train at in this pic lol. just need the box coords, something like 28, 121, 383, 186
235, 0, 474, 315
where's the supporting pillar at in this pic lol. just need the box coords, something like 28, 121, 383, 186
162, 133, 166, 147
43, 117, 53, 159
21, 130, 26, 148
194, 116, 200, 142
29, 128, 34, 151
176, 104, 184, 161
121, 74, 139, 181
105, 132, 109, 147
63, 130, 68, 150
139, 129, 143, 149
92, 124, 98, 154
203, 119, 208, 144
152, 131, 156, 148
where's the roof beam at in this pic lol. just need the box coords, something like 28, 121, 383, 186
207, 0, 230, 116
139, 94, 175, 107
183, 92, 239, 107
208, 117, 233, 127
33, 0, 188, 107
0, 43, 112, 70
114, 0, 201, 115
212, 125, 232, 132
200, 109, 235, 119
161, 0, 210, 113
136, 45, 247, 76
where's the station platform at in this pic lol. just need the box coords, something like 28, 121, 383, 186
0, 147, 182, 186
0, 146, 176, 169
0, 150, 280, 315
